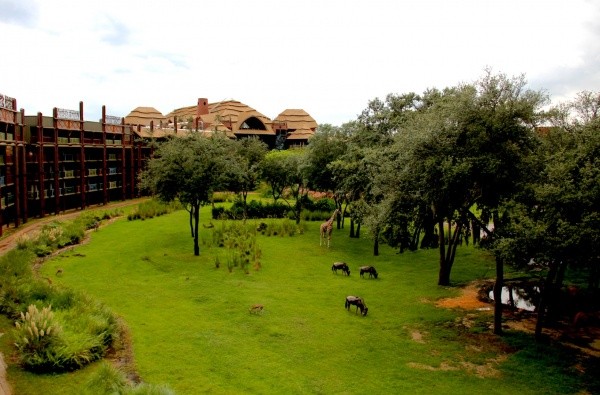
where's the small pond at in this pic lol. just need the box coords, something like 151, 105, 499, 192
488, 284, 539, 312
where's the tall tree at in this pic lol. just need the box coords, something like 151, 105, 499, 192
140, 134, 232, 256
304, 124, 348, 228
495, 91, 600, 340
371, 71, 546, 335
261, 149, 310, 224
225, 137, 268, 221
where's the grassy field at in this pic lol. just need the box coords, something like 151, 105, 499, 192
3, 207, 595, 394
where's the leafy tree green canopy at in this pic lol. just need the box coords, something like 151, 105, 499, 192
140, 134, 233, 255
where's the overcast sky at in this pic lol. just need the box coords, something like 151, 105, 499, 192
1, 0, 598, 126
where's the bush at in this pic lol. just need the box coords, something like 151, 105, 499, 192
213, 200, 289, 220
85, 362, 175, 395
127, 199, 180, 221
254, 219, 305, 237
212, 191, 234, 203
1, 244, 119, 372
13, 304, 64, 371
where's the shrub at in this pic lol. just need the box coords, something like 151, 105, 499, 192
213, 200, 289, 220
313, 198, 336, 212
84, 361, 128, 394
212, 191, 234, 203
85, 362, 175, 395
128, 199, 180, 221
2, 247, 119, 372
13, 304, 64, 371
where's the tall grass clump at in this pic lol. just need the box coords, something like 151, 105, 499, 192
127, 199, 181, 221
1, 217, 120, 373
13, 304, 64, 371
212, 221, 262, 273
212, 191, 235, 203
85, 362, 175, 395
256, 218, 305, 237
15, 211, 114, 257
9, 292, 118, 372
0, 249, 36, 317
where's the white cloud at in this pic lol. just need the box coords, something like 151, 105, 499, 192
1, 0, 598, 125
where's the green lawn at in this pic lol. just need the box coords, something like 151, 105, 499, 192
4, 207, 593, 394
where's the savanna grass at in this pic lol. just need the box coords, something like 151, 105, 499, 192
30, 206, 598, 394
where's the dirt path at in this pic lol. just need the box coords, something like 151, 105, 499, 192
0, 199, 147, 395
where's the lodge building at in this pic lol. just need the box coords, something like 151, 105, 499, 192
0, 93, 317, 236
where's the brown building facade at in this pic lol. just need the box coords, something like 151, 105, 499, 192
0, 93, 317, 235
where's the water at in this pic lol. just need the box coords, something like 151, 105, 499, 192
488, 285, 539, 312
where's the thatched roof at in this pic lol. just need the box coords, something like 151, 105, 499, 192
273, 109, 317, 131
286, 128, 315, 140
125, 107, 166, 127
129, 101, 318, 142
164, 105, 196, 123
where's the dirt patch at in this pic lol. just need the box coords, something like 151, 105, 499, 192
411, 330, 425, 343
105, 317, 141, 384
436, 282, 491, 310
0, 350, 10, 395
436, 281, 600, 361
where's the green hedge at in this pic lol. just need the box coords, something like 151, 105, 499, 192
212, 197, 337, 220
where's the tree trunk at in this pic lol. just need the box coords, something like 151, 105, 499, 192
189, 209, 194, 238
373, 233, 379, 256
242, 191, 248, 222
356, 223, 361, 238
445, 221, 462, 276
349, 218, 355, 238
420, 207, 436, 249
535, 261, 559, 341
193, 203, 200, 256
437, 218, 450, 286
493, 256, 504, 335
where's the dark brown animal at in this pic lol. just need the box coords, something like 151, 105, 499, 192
345, 296, 368, 316
332, 262, 351, 276
359, 266, 378, 279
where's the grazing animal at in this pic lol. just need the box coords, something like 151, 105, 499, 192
320, 209, 340, 247
331, 262, 351, 276
249, 304, 264, 314
345, 296, 368, 316
359, 265, 378, 279
56, 268, 63, 276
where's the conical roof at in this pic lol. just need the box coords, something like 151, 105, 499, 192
164, 105, 196, 123
125, 107, 166, 127
273, 109, 317, 131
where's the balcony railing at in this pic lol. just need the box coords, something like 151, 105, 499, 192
108, 181, 119, 189
61, 186, 76, 195
108, 167, 117, 175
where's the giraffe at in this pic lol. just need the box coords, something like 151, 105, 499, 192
320, 209, 340, 247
